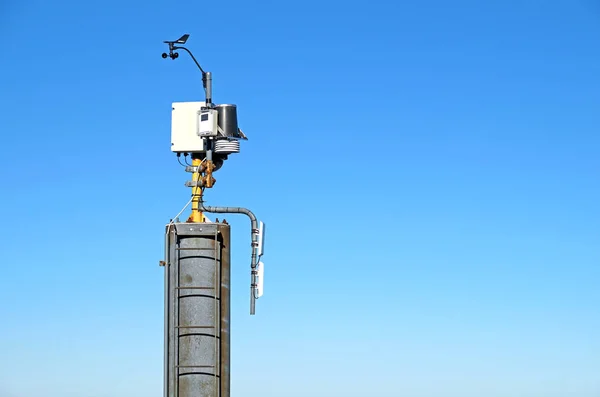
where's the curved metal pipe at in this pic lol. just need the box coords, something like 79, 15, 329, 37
170, 45, 211, 104
200, 204, 260, 314
172, 45, 206, 74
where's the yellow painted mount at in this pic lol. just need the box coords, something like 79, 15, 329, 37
187, 158, 216, 223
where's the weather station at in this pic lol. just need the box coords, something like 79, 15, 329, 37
160, 34, 266, 397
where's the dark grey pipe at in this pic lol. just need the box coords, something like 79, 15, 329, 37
163, 225, 172, 397
219, 225, 231, 397
205, 71, 212, 105
200, 204, 260, 314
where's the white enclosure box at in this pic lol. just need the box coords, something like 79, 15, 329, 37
171, 101, 207, 153
257, 221, 265, 257
198, 109, 219, 137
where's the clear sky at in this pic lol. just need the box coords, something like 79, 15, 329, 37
1, 1, 599, 396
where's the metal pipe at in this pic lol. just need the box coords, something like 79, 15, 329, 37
219, 225, 231, 397
205, 71, 212, 105
199, 204, 259, 314
173, 230, 180, 397
206, 135, 213, 162
163, 224, 172, 397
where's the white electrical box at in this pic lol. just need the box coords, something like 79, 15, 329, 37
171, 101, 207, 153
198, 109, 218, 137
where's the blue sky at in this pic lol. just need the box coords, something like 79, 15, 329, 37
1, 1, 599, 396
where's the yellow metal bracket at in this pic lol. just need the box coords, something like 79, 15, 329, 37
187, 157, 216, 223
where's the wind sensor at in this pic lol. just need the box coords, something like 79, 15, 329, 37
162, 34, 189, 58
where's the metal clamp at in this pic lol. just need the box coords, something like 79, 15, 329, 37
185, 180, 205, 188
185, 164, 207, 173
